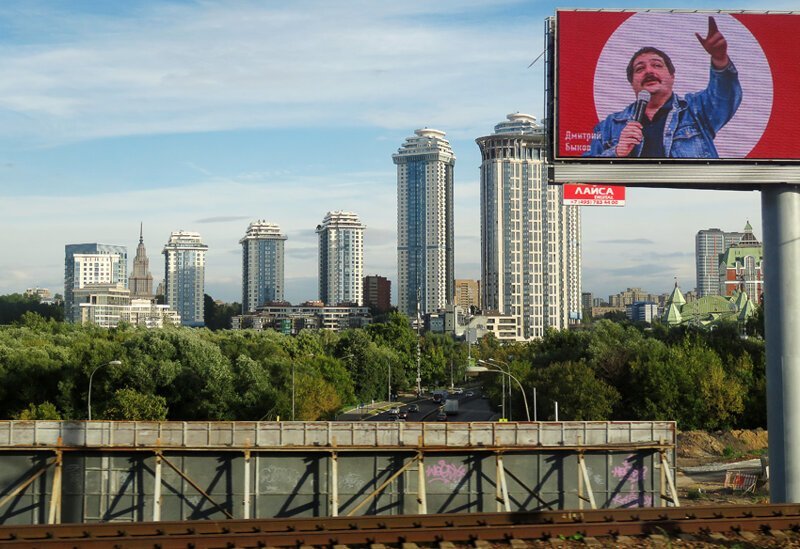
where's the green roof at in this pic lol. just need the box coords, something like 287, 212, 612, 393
720, 246, 762, 268
660, 284, 757, 328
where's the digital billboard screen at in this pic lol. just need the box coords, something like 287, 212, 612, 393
555, 11, 800, 162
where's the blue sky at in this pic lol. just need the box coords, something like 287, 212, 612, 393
0, 0, 774, 304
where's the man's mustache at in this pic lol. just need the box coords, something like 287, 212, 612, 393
641, 74, 661, 84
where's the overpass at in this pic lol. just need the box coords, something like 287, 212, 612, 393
0, 420, 677, 524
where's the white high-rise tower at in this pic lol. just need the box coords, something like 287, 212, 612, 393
695, 227, 743, 296
162, 231, 207, 327
316, 211, 365, 306
393, 128, 455, 317
477, 113, 581, 339
240, 221, 287, 312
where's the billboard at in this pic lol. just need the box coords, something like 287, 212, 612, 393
563, 184, 625, 206
554, 11, 800, 163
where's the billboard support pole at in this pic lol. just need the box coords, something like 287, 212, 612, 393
763, 185, 800, 502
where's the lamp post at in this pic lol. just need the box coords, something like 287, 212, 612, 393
291, 363, 296, 421
487, 358, 513, 420
88, 360, 121, 421
471, 361, 531, 421
388, 360, 392, 403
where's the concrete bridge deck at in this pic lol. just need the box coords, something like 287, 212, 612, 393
0, 420, 678, 525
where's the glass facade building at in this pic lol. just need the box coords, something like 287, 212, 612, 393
162, 231, 208, 327
240, 221, 287, 313
393, 129, 455, 317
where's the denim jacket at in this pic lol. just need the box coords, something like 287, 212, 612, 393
587, 61, 742, 158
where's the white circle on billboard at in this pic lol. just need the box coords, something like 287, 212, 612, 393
593, 12, 772, 158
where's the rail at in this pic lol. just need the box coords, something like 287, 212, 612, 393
0, 504, 797, 547
0, 420, 675, 450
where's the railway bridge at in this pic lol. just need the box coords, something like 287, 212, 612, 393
0, 420, 677, 524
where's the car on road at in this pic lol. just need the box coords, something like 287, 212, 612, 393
436, 412, 447, 421
466, 391, 474, 397
398, 409, 408, 419
388, 407, 400, 415
408, 404, 419, 413
452, 388, 464, 394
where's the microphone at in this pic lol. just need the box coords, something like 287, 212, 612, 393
631, 90, 651, 123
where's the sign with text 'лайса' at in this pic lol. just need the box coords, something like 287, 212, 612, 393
555, 10, 799, 162
562, 184, 626, 206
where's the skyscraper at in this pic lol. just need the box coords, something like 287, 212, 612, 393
393, 128, 455, 317
64, 243, 128, 323
316, 211, 365, 306
695, 227, 743, 296
162, 231, 207, 327
477, 113, 581, 340
129, 223, 154, 298
240, 221, 287, 313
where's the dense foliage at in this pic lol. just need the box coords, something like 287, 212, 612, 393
0, 293, 63, 324
0, 311, 765, 429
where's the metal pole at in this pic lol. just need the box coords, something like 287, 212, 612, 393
416, 287, 422, 396
153, 453, 162, 522
388, 362, 392, 403
504, 371, 530, 421
488, 359, 511, 420
555, 401, 559, 422
88, 360, 120, 420
330, 452, 339, 517
417, 452, 427, 514
243, 450, 251, 519
501, 374, 506, 420
291, 363, 295, 421
533, 387, 538, 422
763, 185, 800, 502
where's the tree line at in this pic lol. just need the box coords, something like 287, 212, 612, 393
0, 311, 764, 430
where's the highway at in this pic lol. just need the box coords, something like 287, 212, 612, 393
365, 389, 497, 422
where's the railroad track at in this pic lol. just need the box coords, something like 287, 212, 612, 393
1, 504, 799, 548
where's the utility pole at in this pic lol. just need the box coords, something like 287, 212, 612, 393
416, 287, 422, 396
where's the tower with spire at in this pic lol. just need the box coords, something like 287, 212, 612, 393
129, 223, 154, 298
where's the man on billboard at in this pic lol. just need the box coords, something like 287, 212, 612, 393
587, 17, 742, 158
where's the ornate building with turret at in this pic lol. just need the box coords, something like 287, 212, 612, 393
129, 224, 154, 299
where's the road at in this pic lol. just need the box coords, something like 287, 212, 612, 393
366, 389, 497, 422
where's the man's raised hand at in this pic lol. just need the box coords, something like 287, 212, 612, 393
616, 121, 643, 157
695, 16, 729, 69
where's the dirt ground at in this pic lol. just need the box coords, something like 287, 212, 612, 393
676, 429, 770, 506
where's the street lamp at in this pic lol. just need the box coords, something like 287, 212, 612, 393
88, 360, 121, 421
292, 363, 296, 421
469, 360, 531, 421
487, 358, 513, 420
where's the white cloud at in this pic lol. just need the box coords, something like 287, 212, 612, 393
0, 1, 770, 307
0, 1, 539, 144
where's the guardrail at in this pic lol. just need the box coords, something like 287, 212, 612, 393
0, 420, 675, 450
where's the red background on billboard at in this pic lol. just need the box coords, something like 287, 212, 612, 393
556, 11, 630, 158
556, 11, 800, 161
563, 184, 625, 201
733, 14, 799, 159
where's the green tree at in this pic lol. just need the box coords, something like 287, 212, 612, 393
104, 388, 168, 420
0, 294, 63, 324
529, 360, 620, 421
203, 294, 242, 330
15, 401, 62, 420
